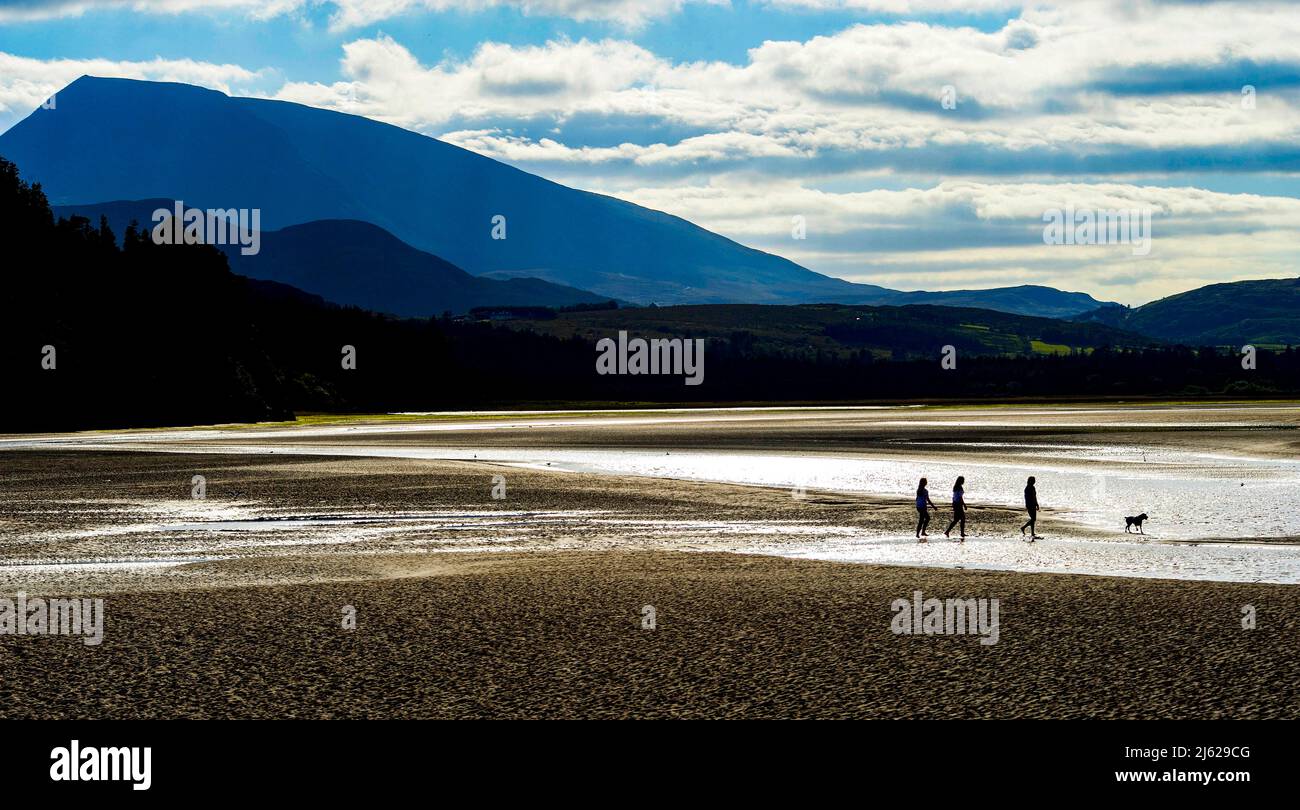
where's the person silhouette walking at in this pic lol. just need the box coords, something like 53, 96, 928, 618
1021, 476, 1042, 541
915, 477, 938, 541
944, 476, 967, 541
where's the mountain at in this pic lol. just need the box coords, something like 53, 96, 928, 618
501, 302, 1156, 360
1075, 278, 1300, 346
53, 200, 611, 316
2, 76, 879, 306
4, 77, 1135, 318
2, 76, 1120, 319
865, 285, 1118, 319
230, 219, 614, 317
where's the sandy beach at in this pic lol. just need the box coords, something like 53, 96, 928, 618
2, 404, 1298, 718
4, 549, 1299, 719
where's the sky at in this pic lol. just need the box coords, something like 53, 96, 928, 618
1, 0, 1299, 305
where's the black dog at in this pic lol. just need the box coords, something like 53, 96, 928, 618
1124, 513, 1149, 534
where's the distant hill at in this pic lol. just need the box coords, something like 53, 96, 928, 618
501, 302, 1155, 360
53, 200, 610, 316
862, 285, 1118, 319
1075, 278, 1300, 346
233, 219, 613, 317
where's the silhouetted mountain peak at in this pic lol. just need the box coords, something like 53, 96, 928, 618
0, 77, 890, 306
53, 199, 611, 317
6, 76, 1119, 317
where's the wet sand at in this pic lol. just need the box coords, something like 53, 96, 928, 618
1, 547, 1297, 718
0, 448, 1047, 592
1, 430, 1299, 718
8, 402, 1300, 458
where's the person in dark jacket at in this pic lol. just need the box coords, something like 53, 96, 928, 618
915, 477, 938, 541
944, 476, 967, 541
1021, 476, 1041, 541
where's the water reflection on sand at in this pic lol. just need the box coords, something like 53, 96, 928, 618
5, 404, 1300, 584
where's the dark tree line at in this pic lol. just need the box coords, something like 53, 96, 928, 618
1, 156, 1296, 432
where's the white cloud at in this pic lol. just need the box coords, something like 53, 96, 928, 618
0, 0, 725, 27
612, 180, 1300, 237
604, 179, 1300, 304
761, 0, 1017, 10
270, 5, 1300, 173
0, 0, 303, 24
328, 1, 727, 31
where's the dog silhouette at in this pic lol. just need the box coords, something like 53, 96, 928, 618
1124, 513, 1149, 534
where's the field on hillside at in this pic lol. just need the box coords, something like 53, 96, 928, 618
503, 303, 1155, 359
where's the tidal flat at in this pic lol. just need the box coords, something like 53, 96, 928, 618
1, 404, 1297, 718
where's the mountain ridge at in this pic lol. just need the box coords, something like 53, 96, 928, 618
868, 284, 1119, 319
4, 76, 1115, 318
52, 199, 612, 316
2, 76, 867, 305
1073, 277, 1300, 346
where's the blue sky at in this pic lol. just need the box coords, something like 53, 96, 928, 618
2, 0, 1299, 304
0, 2, 1016, 87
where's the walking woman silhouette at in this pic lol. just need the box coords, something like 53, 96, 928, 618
944, 475, 967, 541
915, 477, 937, 541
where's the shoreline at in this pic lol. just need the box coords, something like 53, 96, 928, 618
6, 398, 1300, 439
